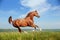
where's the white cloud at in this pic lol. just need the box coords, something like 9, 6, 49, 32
21, 0, 46, 8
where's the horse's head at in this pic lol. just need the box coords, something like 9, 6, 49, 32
26, 10, 40, 18
32, 10, 40, 18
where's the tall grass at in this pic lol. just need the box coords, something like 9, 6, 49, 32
0, 31, 60, 40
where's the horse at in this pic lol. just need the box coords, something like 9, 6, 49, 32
8, 10, 40, 32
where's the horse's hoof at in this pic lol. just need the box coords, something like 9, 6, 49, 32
32, 30, 35, 31
39, 28, 42, 31
24, 31, 28, 34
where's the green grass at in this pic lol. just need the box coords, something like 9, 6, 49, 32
0, 31, 60, 40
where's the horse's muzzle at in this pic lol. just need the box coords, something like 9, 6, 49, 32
36, 15, 40, 18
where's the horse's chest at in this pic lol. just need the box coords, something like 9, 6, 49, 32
26, 20, 33, 26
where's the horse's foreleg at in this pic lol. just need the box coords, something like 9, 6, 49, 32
34, 25, 38, 31
35, 25, 39, 28
31, 24, 37, 31
35, 25, 42, 31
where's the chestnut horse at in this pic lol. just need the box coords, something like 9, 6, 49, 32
8, 10, 40, 32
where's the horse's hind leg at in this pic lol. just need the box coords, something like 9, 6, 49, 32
17, 27, 21, 33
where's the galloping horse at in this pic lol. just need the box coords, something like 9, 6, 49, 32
8, 10, 40, 32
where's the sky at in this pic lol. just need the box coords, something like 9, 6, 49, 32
0, 0, 60, 29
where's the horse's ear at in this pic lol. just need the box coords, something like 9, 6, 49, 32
35, 10, 37, 12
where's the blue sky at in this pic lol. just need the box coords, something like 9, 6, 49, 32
0, 0, 60, 29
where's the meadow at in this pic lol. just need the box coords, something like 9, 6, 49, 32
0, 30, 60, 40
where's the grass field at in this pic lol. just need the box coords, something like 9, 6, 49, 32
0, 31, 60, 40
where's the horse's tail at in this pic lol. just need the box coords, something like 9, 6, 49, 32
8, 16, 12, 24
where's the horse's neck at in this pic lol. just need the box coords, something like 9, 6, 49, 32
30, 16, 34, 21
28, 15, 34, 22
25, 16, 34, 21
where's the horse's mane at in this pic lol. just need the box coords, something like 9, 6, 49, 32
26, 12, 32, 17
